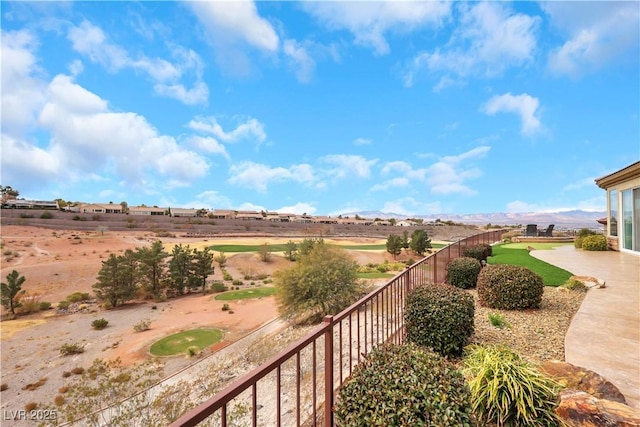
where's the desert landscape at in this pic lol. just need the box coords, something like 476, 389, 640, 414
0, 219, 476, 423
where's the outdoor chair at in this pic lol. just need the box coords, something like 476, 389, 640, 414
524, 224, 538, 237
538, 224, 554, 237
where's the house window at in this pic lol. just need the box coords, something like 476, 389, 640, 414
609, 190, 618, 237
621, 188, 639, 252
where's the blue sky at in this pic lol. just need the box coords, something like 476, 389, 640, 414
1, 1, 638, 216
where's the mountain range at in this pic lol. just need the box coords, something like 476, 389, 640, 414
347, 210, 606, 229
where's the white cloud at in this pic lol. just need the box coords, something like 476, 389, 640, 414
425, 146, 490, 195
481, 93, 541, 135
193, 190, 233, 209
1, 29, 47, 137
188, 1, 279, 76
67, 21, 208, 105
403, 2, 539, 87
277, 202, 317, 215
563, 177, 597, 192
303, 1, 451, 55
283, 39, 316, 83
4, 72, 210, 189
543, 2, 639, 76
188, 136, 229, 159
370, 177, 409, 192
320, 154, 378, 180
354, 137, 372, 145
228, 161, 314, 192
188, 116, 267, 145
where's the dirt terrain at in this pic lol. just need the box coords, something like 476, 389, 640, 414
0, 221, 479, 419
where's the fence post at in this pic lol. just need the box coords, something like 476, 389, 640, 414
324, 315, 334, 427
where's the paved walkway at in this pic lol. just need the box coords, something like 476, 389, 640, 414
531, 245, 640, 409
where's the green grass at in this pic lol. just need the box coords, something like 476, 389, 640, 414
487, 244, 573, 286
149, 328, 223, 356
501, 242, 572, 250
357, 272, 396, 279
214, 287, 277, 301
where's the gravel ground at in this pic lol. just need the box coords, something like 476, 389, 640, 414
468, 286, 587, 364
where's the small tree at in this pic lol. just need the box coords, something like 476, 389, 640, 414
409, 229, 432, 256
192, 248, 215, 293
1, 270, 26, 318
275, 243, 364, 324
258, 243, 271, 262
137, 240, 168, 298
167, 244, 195, 296
93, 252, 137, 308
385, 234, 403, 259
401, 230, 410, 251
214, 252, 227, 269
283, 240, 298, 261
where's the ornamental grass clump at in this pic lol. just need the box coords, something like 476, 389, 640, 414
477, 264, 543, 310
445, 257, 482, 289
463, 344, 564, 427
334, 343, 473, 427
404, 283, 474, 357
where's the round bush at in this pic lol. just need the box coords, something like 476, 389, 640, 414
477, 264, 543, 310
91, 318, 109, 330
581, 235, 607, 251
461, 245, 488, 261
445, 257, 482, 289
334, 343, 472, 427
404, 283, 474, 357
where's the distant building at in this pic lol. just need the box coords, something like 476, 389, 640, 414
209, 209, 236, 219
81, 203, 123, 214
236, 211, 264, 220
169, 207, 199, 217
129, 206, 166, 216
2, 199, 59, 210
595, 161, 640, 254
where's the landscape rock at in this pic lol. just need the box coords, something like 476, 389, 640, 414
541, 360, 627, 403
556, 390, 640, 427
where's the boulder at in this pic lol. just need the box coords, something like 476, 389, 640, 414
556, 390, 640, 427
541, 360, 627, 403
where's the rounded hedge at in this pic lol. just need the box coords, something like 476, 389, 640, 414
477, 264, 543, 310
334, 343, 473, 427
461, 245, 488, 262
445, 257, 482, 289
581, 235, 607, 251
404, 283, 474, 357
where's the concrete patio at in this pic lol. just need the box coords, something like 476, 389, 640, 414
531, 245, 640, 409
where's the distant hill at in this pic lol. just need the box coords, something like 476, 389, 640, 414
346, 210, 606, 229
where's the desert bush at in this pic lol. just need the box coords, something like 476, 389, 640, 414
334, 343, 472, 426
463, 345, 563, 427
501, 230, 521, 243
574, 228, 596, 248
39, 301, 52, 310
462, 244, 490, 261
66, 292, 91, 303
62, 371, 71, 378
221, 303, 230, 311
59, 386, 69, 393
72, 215, 87, 221
445, 257, 482, 289
23, 378, 47, 391
40, 211, 54, 219
581, 234, 607, 251
232, 279, 243, 287
0, 383, 7, 391
210, 282, 228, 293
54, 395, 65, 406
561, 278, 588, 292
19, 213, 34, 219
488, 312, 508, 329
404, 283, 474, 357
91, 318, 109, 330
133, 319, 151, 332
222, 269, 233, 281
25, 402, 38, 411
58, 300, 70, 310
60, 343, 85, 356
477, 264, 544, 310
71, 367, 85, 375
186, 346, 199, 357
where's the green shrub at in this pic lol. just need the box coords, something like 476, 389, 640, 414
232, 279, 243, 287
222, 269, 233, 281
463, 345, 563, 427
40, 211, 54, 219
488, 312, 508, 329
221, 303, 230, 311
58, 300, 70, 310
60, 343, 85, 356
573, 237, 584, 248
19, 213, 34, 219
334, 343, 472, 427
66, 292, 90, 303
581, 235, 607, 251
91, 318, 109, 330
404, 283, 474, 357
462, 244, 490, 262
574, 228, 596, 248
445, 257, 482, 289
39, 301, 52, 310
210, 282, 228, 293
561, 278, 588, 292
477, 264, 544, 310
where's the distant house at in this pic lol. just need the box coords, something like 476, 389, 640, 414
396, 220, 416, 227
374, 220, 391, 226
313, 216, 338, 224
81, 203, 123, 214
129, 206, 166, 216
236, 211, 264, 220
209, 209, 236, 220
292, 215, 313, 223
169, 207, 199, 217
595, 161, 640, 254
3, 199, 59, 210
